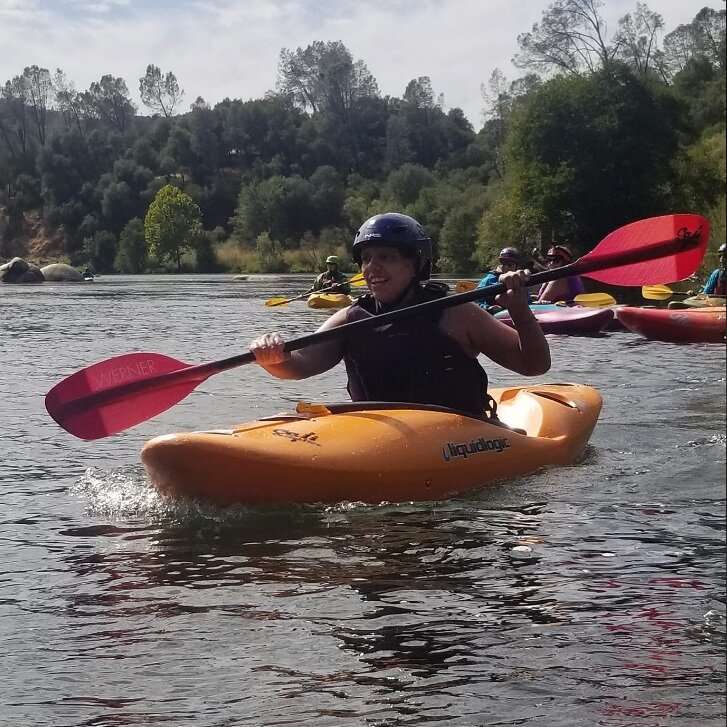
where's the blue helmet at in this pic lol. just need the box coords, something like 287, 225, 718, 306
352, 212, 432, 279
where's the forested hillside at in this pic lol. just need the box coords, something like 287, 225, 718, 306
0, 2, 724, 276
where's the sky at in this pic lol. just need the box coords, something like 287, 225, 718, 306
0, 0, 719, 129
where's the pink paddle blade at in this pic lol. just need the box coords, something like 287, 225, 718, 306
45, 352, 198, 440
581, 214, 709, 285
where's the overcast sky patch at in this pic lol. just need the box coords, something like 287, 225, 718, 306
0, 0, 716, 128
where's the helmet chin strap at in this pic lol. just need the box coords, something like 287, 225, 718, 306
374, 274, 422, 314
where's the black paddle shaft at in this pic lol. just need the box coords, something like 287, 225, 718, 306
203, 231, 702, 377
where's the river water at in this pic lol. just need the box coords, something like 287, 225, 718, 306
1, 274, 724, 727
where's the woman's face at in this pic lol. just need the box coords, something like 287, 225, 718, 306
360, 246, 417, 304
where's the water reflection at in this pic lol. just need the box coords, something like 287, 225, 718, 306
2, 273, 725, 727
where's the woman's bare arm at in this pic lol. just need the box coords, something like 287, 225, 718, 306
250, 308, 348, 379
442, 271, 551, 376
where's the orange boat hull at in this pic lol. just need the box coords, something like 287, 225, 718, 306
141, 384, 602, 505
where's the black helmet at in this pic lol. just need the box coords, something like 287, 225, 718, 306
499, 246, 521, 263
352, 212, 432, 279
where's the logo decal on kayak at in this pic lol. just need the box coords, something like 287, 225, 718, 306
273, 428, 321, 446
442, 436, 510, 462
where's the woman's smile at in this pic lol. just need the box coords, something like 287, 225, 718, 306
360, 246, 417, 303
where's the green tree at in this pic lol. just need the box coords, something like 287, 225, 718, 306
53, 69, 91, 137
144, 184, 201, 271
255, 231, 287, 272
1, 73, 31, 157
83, 230, 117, 273
115, 217, 147, 272
438, 204, 483, 273
277, 41, 379, 116
514, 0, 617, 75
499, 64, 682, 247
613, 4, 666, 78
192, 229, 219, 273
139, 64, 184, 117
20, 65, 53, 146
384, 164, 435, 206
82, 75, 136, 132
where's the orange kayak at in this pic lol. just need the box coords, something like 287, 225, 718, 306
617, 306, 726, 343
141, 383, 602, 505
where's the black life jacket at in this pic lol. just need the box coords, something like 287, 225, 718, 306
343, 285, 489, 416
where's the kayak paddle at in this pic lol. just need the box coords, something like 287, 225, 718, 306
640, 283, 723, 302
265, 272, 366, 307
641, 283, 682, 300
571, 292, 618, 307
46, 213, 709, 440
456, 282, 617, 307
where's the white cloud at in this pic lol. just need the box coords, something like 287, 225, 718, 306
0, 0, 716, 127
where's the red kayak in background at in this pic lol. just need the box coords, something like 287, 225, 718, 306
617, 306, 726, 343
495, 304, 614, 335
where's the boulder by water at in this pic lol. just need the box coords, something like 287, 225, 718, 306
40, 263, 84, 282
0, 257, 45, 283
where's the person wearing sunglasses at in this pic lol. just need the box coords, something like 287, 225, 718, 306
534, 244, 585, 304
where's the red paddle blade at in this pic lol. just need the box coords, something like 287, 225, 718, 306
45, 352, 200, 440
580, 214, 709, 285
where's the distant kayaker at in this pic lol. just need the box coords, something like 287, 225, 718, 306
308, 255, 351, 294
250, 212, 550, 417
476, 247, 532, 309
534, 244, 585, 304
702, 243, 726, 295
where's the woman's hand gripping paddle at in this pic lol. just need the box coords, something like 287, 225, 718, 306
47, 213, 709, 440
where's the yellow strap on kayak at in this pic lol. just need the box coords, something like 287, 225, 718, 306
296, 401, 332, 417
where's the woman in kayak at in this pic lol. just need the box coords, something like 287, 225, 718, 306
250, 212, 550, 417
534, 244, 585, 303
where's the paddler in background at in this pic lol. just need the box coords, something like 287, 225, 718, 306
476, 246, 535, 310
534, 244, 585, 303
308, 255, 351, 294
250, 212, 550, 418
702, 243, 726, 295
